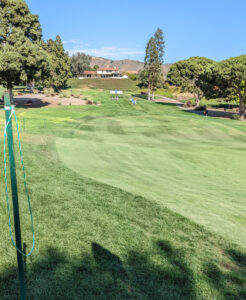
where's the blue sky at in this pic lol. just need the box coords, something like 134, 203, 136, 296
26, 0, 245, 63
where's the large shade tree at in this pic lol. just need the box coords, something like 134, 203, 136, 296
167, 56, 214, 107
0, 0, 50, 98
202, 55, 246, 119
43, 35, 71, 90
71, 52, 91, 77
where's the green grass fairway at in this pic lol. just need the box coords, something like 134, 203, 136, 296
68, 78, 139, 91
56, 96, 246, 248
0, 90, 246, 299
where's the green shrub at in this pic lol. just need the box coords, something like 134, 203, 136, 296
43, 88, 49, 95
163, 81, 170, 89
59, 90, 71, 98
124, 73, 137, 81
231, 114, 240, 120
43, 87, 55, 97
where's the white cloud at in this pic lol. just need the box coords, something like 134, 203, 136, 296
67, 46, 144, 60
63, 39, 81, 45
62, 38, 144, 60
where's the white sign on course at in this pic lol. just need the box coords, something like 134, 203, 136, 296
110, 90, 123, 95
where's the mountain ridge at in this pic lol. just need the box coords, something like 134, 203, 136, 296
90, 56, 171, 75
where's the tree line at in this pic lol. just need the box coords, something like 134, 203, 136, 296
167, 56, 246, 119
1, 0, 245, 118
0, 0, 92, 97
140, 28, 246, 120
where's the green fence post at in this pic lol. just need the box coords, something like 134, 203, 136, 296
4, 92, 26, 300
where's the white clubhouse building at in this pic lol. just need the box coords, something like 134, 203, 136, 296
81, 67, 127, 79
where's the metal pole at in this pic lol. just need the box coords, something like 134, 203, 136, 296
4, 92, 26, 300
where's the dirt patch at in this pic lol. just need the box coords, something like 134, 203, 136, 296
80, 87, 91, 91
13, 93, 87, 108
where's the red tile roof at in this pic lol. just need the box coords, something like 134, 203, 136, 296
84, 71, 97, 75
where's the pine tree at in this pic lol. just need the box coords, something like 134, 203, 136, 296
142, 28, 165, 100
44, 35, 71, 90
144, 37, 162, 100
0, 0, 50, 98
154, 28, 165, 64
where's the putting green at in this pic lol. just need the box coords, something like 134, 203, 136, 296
56, 113, 246, 247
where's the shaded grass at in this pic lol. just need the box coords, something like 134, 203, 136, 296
185, 97, 239, 108
200, 98, 239, 109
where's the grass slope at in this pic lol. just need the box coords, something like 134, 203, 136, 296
54, 91, 246, 247
0, 90, 245, 299
68, 78, 139, 91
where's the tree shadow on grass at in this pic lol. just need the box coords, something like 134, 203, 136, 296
14, 98, 50, 109
155, 102, 181, 107
92, 242, 128, 283
0, 241, 197, 300
182, 108, 237, 119
211, 104, 238, 109
203, 248, 246, 299
127, 240, 197, 299
1, 242, 246, 299
132, 94, 148, 100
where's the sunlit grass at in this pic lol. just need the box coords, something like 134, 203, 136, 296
0, 89, 246, 299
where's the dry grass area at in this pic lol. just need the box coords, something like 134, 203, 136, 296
154, 98, 182, 104
173, 91, 194, 100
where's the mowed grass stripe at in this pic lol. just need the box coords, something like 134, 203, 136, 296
56, 102, 246, 247
1, 140, 246, 299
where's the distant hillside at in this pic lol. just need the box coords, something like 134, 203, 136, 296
90, 56, 171, 76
